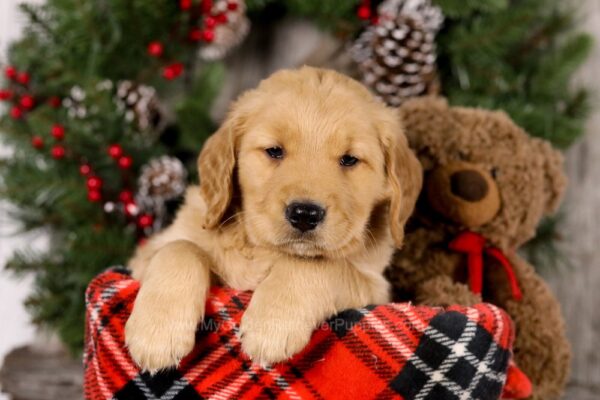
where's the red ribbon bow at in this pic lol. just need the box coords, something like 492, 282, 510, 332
448, 231, 522, 301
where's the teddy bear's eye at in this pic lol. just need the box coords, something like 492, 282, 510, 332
491, 168, 499, 179
458, 151, 469, 161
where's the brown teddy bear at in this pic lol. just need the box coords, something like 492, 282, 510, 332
388, 97, 571, 399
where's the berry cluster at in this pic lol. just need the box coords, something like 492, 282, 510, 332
2, 64, 155, 232
147, 0, 241, 80
1, 67, 69, 156
1, 66, 37, 119
80, 159, 153, 230
107, 144, 134, 170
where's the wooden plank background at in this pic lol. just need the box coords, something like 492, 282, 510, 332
546, 0, 600, 398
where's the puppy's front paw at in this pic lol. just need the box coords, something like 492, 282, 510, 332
125, 291, 200, 374
239, 310, 313, 366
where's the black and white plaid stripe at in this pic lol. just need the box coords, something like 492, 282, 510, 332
390, 309, 509, 400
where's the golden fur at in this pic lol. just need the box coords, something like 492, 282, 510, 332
125, 67, 422, 372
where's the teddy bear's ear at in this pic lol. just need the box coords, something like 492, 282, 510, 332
532, 138, 568, 214
398, 96, 450, 146
399, 96, 448, 115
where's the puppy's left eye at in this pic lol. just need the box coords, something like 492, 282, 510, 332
340, 154, 359, 167
265, 146, 284, 159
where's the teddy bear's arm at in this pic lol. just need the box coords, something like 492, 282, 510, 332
491, 255, 571, 400
389, 228, 482, 306
414, 275, 482, 307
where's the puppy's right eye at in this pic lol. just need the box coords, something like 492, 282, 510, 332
265, 146, 284, 159
340, 154, 359, 167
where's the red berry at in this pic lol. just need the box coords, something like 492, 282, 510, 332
48, 96, 61, 108
201, 0, 212, 13
17, 72, 30, 85
202, 29, 215, 42
10, 106, 23, 119
215, 13, 228, 24
86, 176, 103, 190
204, 16, 216, 29
51, 144, 66, 159
0, 90, 12, 100
163, 67, 175, 80
107, 144, 123, 159
20, 95, 35, 109
124, 200, 139, 217
227, 1, 238, 11
162, 63, 184, 80
357, 5, 371, 20
51, 124, 65, 140
79, 164, 92, 176
163, 69, 174, 80
87, 190, 102, 202
189, 27, 202, 42
147, 41, 164, 57
31, 136, 44, 149
119, 190, 134, 203
5, 66, 17, 80
137, 214, 154, 228
179, 0, 192, 10
172, 63, 184, 75
118, 155, 133, 169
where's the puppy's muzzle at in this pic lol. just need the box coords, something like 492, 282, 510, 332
285, 201, 326, 233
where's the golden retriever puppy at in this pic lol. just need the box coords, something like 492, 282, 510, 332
125, 66, 422, 372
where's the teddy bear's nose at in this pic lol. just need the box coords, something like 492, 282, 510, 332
450, 170, 489, 202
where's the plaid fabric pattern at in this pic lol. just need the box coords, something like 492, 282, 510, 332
84, 269, 515, 400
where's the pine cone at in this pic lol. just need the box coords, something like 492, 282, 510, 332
350, 0, 443, 106
115, 81, 165, 132
135, 156, 187, 231
136, 156, 187, 203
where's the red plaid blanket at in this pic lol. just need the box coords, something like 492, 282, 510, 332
85, 268, 518, 400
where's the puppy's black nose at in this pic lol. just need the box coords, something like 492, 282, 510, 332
285, 202, 326, 232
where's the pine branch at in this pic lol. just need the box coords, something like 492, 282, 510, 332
434, 0, 508, 19
18, 3, 54, 38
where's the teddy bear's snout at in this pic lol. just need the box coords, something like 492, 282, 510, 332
450, 170, 489, 202
426, 161, 501, 228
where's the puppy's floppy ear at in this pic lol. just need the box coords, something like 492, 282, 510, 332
197, 116, 239, 229
380, 117, 423, 248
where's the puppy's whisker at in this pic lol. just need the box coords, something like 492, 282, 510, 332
218, 211, 245, 229
365, 228, 377, 250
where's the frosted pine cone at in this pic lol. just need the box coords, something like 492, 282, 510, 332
350, 0, 444, 106
135, 156, 187, 231
115, 81, 165, 132
136, 156, 187, 204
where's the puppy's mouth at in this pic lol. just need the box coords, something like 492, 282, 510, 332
274, 229, 361, 258
275, 233, 326, 257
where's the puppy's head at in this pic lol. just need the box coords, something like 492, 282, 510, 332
198, 67, 422, 258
